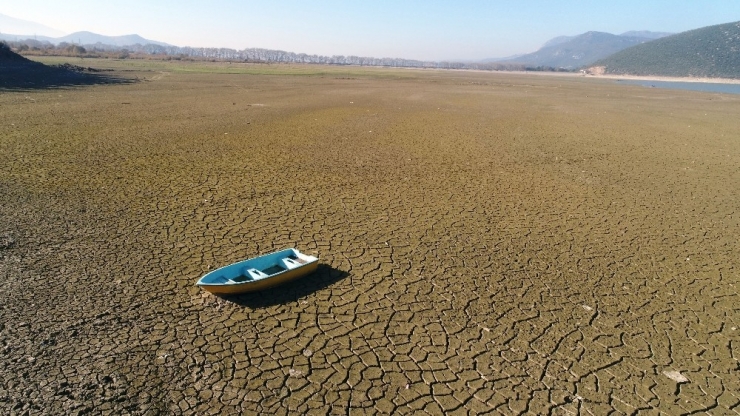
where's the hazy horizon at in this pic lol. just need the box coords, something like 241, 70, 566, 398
3, 1, 740, 61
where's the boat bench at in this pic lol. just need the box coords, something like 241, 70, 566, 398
230, 258, 305, 283
282, 258, 303, 269
245, 268, 268, 279
229, 268, 268, 283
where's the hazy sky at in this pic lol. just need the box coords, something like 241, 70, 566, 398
3, 1, 740, 60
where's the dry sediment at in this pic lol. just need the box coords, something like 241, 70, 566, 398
0, 60, 739, 414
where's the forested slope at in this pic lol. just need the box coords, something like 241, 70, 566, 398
593, 21, 740, 78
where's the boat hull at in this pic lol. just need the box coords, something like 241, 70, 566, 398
196, 248, 319, 295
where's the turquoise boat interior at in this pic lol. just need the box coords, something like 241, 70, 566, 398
197, 248, 317, 285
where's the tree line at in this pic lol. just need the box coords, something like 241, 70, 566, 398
4, 38, 571, 72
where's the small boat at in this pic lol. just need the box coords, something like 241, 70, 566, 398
196, 248, 319, 295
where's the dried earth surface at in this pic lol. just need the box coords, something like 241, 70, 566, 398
1, 58, 739, 415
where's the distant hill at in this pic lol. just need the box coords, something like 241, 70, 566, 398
54, 31, 171, 47
0, 33, 56, 44
1, 14, 168, 48
0, 13, 66, 37
0, 29, 171, 48
498, 31, 671, 69
592, 21, 740, 79
479, 53, 524, 63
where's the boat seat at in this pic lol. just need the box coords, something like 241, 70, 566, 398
245, 268, 268, 279
282, 258, 302, 269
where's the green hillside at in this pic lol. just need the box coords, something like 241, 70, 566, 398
593, 21, 740, 78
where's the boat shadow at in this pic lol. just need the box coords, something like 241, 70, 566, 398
221, 264, 350, 308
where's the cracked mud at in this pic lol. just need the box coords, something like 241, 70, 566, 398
1, 60, 739, 414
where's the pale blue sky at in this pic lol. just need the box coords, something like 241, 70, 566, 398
3, 1, 739, 60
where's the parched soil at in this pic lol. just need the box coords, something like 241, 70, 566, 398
1, 60, 738, 415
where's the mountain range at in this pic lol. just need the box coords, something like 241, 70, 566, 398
542, 31, 671, 48
493, 31, 672, 69
0, 30, 170, 48
1, 14, 169, 47
2, 12, 670, 66
4, 13, 739, 79
54, 31, 170, 47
